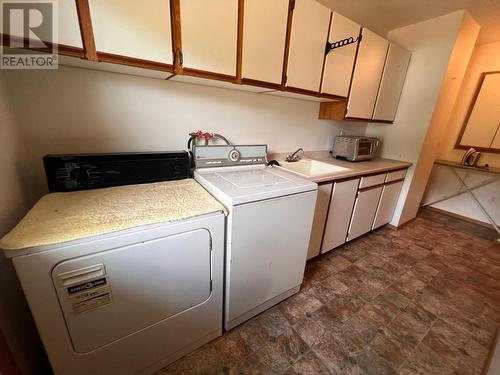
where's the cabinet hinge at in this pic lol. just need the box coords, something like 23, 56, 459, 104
290, 0, 295, 11
283, 75, 287, 84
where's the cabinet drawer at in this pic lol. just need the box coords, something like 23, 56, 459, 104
359, 173, 386, 189
385, 169, 406, 182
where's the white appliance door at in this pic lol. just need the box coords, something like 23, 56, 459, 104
52, 229, 212, 353
227, 191, 316, 326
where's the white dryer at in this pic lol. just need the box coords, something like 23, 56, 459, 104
193, 145, 318, 330
1, 153, 226, 375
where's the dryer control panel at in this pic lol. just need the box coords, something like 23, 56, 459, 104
43, 152, 190, 192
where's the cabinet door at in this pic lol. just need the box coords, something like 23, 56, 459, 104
373, 43, 411, 121
286, 0, 331, 92
372, 181, 404, 230
347, 186, 383, 241
59, 1, 83, 48
347, 28, 389, 119
242, 0, 289, 84
89, 0, 173, 64
321, 178, 359, 253
307, 183, 333, 260
180, 0, 238, 76
321, 13, 360, 97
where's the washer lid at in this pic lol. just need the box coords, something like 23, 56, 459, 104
195, 166, 317, 206
217, 168, 289, 188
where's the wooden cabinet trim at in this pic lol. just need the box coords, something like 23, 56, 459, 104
75, 0, 97, 61
385, 178, 405, 186
170, 0, 182, 74
316, 168, 408, 185
97, 52, 174, 73
358, 177, 405, 192
281, 0, 295, 86
0, 34, 85, 58
358, 183, 385, 192
320, 93, 348, 100
286, 86, 321, 97
241, 78, 282, 90
236, 0, 244, 82
182, 67, 236, 82
345, 116, 394, 124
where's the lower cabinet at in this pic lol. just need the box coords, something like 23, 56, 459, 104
321, 178, 359, 254
372, 181, 404, 229
347, 186, 383, 241
307, 183, 333, 260
306, 168, 408, 259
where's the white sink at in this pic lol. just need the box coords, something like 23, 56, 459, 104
277, 159, 350, 178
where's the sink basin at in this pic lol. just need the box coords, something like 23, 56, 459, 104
277, 159, 350, 178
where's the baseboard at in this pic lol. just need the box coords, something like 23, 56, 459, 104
387, 216, 417, 230
424, 206, 495, 229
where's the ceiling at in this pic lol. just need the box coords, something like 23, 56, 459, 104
318, 0, 500, 44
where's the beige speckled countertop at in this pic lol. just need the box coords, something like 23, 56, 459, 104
0, 179, 227, 251
268, 150, 412, 183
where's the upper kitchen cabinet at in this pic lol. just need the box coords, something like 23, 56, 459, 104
179, 0, 238, 78
372, 43, 411, 121
241, 0, 289, 86
346, 28, 389, 120
285, 0, 331, 93
58, 1, 84, 49
321, 13, 360, 98
88, 0, 173, 65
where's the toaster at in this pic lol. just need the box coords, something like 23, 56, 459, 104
332, 136, 380, 161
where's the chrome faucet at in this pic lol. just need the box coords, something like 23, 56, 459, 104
285, 148, 304, 162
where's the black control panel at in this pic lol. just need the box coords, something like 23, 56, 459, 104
43, 152, 191, 192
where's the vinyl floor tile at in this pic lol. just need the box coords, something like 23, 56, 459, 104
159, 208, 500, 375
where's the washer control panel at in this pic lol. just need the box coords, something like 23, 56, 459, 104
194, 145, 267, 168
228, 149, 241, 162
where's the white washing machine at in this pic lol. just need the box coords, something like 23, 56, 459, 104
193, 145, 318, 330
1, 153, 226, 375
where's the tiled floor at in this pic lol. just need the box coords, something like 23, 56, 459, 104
157, 208, 500, 375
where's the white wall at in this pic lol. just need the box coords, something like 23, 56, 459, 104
1, 65, 358, 203
422, 40, 500, 226
0, 73, 51, 374
365, 10, 479, 226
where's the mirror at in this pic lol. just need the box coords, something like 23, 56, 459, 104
456, 71, 500, 153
